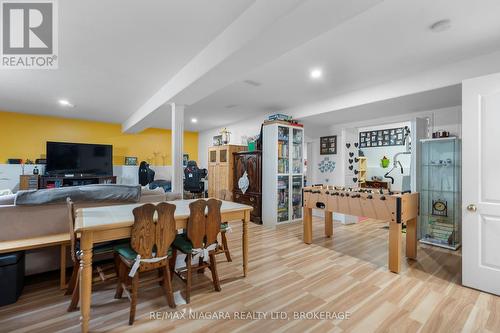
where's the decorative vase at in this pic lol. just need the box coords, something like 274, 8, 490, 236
220, 128, 231, 144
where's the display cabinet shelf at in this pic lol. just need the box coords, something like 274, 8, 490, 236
419, 137, 461, 250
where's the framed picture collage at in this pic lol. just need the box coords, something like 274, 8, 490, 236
320, 135, 337, 155
359, 127, 406, 148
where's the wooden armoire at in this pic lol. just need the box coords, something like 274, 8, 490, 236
207, 145, 246, 200
233, 150, 262, 223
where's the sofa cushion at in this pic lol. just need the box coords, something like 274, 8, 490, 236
15, 184, 141, 205
141, 186, 165, 196
172, 234, 193, 254
149, 180, 171, 193
0, 194, 16, 206
166, 192, 182, 201
0, 189, 13, 196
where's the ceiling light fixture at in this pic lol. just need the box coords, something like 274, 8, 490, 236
430, 19, 451, 33
58, 99, 75, 108
191, 118, 198, 123
310, 68, 322, 79
243, 79, 261, 87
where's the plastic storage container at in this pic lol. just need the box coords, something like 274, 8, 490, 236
0, 251, 25, 306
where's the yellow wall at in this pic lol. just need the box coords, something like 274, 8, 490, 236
0, 111, 198, 165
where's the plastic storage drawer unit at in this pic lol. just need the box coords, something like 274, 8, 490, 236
0, 251, 25, 306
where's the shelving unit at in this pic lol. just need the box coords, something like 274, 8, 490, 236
262, 122, 304, 226
19, 175, 39, 190
358, 157, 367, 185
40, 175, 116, 189
419, 137, 461, 250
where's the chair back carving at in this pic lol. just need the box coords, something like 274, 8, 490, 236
206, 199, 222, 245
131, 202, 176, 258
67, 197, 77, 263
187, 200, 207, 248
186, 199, 222, 248
155, 202, 177, 257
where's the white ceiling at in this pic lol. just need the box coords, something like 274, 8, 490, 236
2, 0, 500, 132
188, 0, 500, 130
0, 0, 254, 124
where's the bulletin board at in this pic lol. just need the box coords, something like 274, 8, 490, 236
359, 127, 405, 148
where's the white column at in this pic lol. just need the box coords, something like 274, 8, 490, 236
171, 103, 184, 194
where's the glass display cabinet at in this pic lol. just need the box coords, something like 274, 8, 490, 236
419, 137, 461, 250
263, 123, 304, 226
277, 175, 289, 222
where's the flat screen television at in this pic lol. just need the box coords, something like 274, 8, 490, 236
46, 142, 113, 176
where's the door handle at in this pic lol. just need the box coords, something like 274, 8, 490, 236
467, 204, 477, 212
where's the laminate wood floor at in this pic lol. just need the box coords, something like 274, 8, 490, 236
0, 217, 499, 333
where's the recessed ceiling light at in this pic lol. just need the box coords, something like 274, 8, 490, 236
310, 68, 322, 79
243, 79, 261, 87
430, 19, 451, 33
58, 99, 75, 108
191, 118, 198, 123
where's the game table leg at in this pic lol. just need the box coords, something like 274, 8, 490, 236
325, 211, 333, 237
388, 222, 402, 273
406, 217, 417, 259
303, 207, 313, 244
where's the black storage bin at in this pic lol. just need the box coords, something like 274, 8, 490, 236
0, 251, 25, 306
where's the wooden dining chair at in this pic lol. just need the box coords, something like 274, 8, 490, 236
114, 202, 177, 325
66, 198, 123, 312
212, 190, 232, 262
215, 223, 232, 262
172, 199, 222, 303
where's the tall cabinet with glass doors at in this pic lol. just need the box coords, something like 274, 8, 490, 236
262, 122, 304, 226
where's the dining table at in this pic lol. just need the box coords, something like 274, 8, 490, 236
74, 199, 253, 333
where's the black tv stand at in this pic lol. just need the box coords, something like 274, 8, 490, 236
39, 175, 116, 189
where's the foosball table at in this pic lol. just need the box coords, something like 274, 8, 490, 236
302, 185, 419, 273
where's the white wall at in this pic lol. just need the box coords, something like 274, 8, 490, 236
307, 130, 343, 187
328, 106, 461, 138
113, 165, 172, 185
198, 114, 270, 168
432, 106, 462, 137
358, 121, 412, 191
306, 106, 461, 188
0, 164, 44, 192
0, 164, 172, 192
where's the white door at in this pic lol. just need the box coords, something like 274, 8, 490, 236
462, 72, 500, 295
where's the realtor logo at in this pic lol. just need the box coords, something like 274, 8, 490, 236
1, 0, 58, 69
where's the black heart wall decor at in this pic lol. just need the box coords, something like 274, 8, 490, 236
349, 165, 353, 170
355, 157, 359, 163
349, 152, 354, 157
354, 170, 359, 175
346, 143, 351, 149
349, 159, 353, 164
354, 143, 359, 148
353, 178, 358, 183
